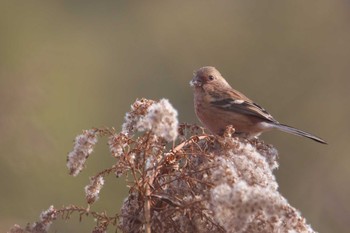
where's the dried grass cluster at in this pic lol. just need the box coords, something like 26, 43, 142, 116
9, 98, 316, 233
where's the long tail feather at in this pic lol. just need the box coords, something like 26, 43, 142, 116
274, 123, 327, 144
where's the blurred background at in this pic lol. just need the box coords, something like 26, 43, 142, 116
1, 1, 349, 232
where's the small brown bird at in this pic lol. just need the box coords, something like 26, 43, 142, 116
190, 66, 326, 144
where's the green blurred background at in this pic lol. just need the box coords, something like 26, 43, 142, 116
1, 1, 349, 232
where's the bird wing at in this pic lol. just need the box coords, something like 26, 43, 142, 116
210, 96, 278, 123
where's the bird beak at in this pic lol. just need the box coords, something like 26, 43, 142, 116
190, 76, 202, 87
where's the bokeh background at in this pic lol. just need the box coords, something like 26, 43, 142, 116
1, 1, 349, 232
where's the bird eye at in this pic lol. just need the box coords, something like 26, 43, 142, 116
208, 75, 214, 81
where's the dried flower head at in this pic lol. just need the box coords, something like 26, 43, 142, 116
122, 98, 178, 141
25, 205, 57, 233
136, 99, 178, 142
85, 176, 105, 204
67, 129, 98, 176
8, 224, 25, 233
108, 133, 129, 158
122, 98, 155, 135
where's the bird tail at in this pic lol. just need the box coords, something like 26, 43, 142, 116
273, 123, 327, 144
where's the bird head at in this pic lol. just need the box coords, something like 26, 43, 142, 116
190, 66, 231, 89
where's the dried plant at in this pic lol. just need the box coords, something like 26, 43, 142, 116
8, 98, 317, 233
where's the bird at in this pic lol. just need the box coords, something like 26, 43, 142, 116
190, 66, 327, 144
